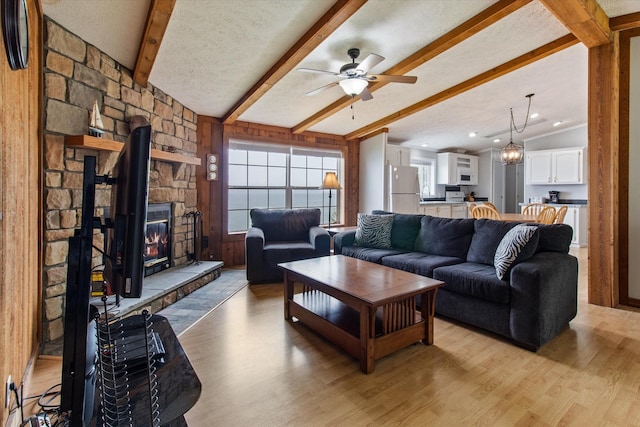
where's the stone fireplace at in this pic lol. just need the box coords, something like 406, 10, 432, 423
145, 203, 172, 276
41, 18, 202, 345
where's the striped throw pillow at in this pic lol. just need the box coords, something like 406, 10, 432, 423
355, 214, 394, 249
494, 224, 539, 280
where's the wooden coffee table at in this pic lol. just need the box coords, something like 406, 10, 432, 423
279, 255, 444, 374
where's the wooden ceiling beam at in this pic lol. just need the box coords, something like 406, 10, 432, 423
344, 34, 578, 140
133, 0, 176, 86
291, 0, 532, 134
539, 0, 611, 47
610, 12, 640, 32
221, 0, 367, 125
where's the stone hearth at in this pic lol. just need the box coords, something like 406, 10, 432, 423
98, 261, 224, 319
44, 260, 223, 355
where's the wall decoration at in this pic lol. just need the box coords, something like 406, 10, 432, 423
2, 0, 29, 70
88, 100, 104, 137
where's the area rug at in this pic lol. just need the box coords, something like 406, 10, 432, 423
158, 268, 248, 336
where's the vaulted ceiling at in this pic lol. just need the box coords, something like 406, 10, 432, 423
42, 0, 640, 152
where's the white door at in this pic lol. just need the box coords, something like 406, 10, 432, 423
492, 157, 505, 212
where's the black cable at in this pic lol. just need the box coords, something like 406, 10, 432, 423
11, 383, 23, 424
36, 383, 62, 410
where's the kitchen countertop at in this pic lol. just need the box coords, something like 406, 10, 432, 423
420, 200, 469, 205
520, 200, 588, 207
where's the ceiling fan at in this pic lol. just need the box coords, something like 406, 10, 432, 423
297, 48, 417, 100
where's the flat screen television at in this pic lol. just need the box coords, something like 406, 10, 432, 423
103, 125, 152, 298
60, 125, 152, 426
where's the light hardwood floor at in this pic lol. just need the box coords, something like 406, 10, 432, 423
180, 248, 640, 426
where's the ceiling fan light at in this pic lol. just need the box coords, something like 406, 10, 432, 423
339, 78, 368, 96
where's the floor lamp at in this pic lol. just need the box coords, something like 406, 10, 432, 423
320, 172, 342, 229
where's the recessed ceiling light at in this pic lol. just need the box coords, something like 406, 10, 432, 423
469, 132, 477, 137
553, 121, 562, 127
494, 138, 501, 143
530, 113, 539, 119
421, 143, 428, 147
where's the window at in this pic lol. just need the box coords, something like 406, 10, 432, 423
411, 159, 435, 198
228, 141, 343, 232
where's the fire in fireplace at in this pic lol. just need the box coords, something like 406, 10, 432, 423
145, 203, 172, 276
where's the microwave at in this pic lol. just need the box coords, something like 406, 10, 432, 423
457, 167, 476, 184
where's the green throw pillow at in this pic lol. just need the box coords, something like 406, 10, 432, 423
355, 213, 394, 249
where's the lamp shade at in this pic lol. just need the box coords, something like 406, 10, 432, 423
319, 172, 342, 190
339, 78, 368, 96
500, 141, 524, 165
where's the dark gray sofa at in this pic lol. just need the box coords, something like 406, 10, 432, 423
245, 208, 330, 283
333, 212, 578, 350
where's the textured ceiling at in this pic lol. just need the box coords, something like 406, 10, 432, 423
41, 0, 640, 152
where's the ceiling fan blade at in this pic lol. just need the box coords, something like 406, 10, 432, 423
367, 74, 417, 84
297, 68, 340, 76
359, 87, 373, 101
305, 82, 339, 96
357, 53, 384, 74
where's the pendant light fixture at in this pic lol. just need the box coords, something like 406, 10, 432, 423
500, 93, 534, 165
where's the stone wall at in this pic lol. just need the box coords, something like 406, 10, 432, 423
42, 18, 199, 344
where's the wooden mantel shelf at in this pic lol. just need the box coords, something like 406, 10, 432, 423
66, 135, 202, 166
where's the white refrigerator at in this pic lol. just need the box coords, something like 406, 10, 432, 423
386, 165, 420, 214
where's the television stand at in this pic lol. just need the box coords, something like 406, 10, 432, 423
95, 314, 201, 426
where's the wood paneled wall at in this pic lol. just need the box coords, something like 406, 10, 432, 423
0, 1, 43, 425
197, 117, 359, 267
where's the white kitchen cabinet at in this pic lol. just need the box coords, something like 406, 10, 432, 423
451, 203, 468, 218
525, 151, 553, 184
561, 206, 588, 247
525, 148, 585, 185
553, 149, 584, 183
386, 144, 411, 166
420, 204, 452, 218
436, 152, 479, 185
523, 204, 588, 247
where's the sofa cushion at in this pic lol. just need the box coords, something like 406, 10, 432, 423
467, 219, 517, 265
340, 246, 406, 264
250, 208, 320, 242
263, 242, 318, 262
355, 213, 394, 249
414, 216, 475, 259
372, 210, 424, 250
381, 252, 464, 277
535, 223, 573, 253
494, 224, 540, 279
433, 262, 510, 304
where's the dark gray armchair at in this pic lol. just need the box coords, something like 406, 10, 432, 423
245, 208, 330, 283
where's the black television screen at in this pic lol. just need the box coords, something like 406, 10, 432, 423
104, 125, 152, 298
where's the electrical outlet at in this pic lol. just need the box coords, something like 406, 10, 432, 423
4, 375, 11, 408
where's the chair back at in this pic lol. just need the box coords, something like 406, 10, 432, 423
467, 203, 477, 215
483, 202, 498, 213
522, 203, 548, 216
553, 205, 568, 224
471, 205, 500, 220
536, 206, 557, 224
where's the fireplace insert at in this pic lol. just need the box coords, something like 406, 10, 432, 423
144, 203, 172, 276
